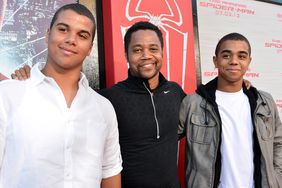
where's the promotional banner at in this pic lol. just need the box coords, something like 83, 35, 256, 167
102, 0, 197, 94
196, 0, 282, 118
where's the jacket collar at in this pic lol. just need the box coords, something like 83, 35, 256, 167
125, 69, 167, 92
196, 77, 259, 103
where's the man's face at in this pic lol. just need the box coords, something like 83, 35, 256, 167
45, 9, 93, 71
126, 30, 163, 81
213, 40, 251, 85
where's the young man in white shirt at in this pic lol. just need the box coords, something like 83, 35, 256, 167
0, 3, 122, 188
179, 33, 282, 188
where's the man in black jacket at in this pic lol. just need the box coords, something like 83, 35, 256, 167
100, 21, 186, 187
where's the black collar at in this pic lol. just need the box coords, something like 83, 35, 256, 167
126, 69, 167, 92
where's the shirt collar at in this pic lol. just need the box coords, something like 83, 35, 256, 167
29, 62, 46, 87
29, 62, 89, 89
78, 73, 89, 89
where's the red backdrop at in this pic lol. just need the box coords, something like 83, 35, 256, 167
102, 1, 197, 187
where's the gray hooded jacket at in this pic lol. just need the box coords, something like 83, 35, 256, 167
179, 78, 282, 188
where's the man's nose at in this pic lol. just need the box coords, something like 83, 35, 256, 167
141, 49, 152, 59
229, 56, 239, 64
65, 33, 76, 45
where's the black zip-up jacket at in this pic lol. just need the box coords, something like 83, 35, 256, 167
99, 70, 186, 188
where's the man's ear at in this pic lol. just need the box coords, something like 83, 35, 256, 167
213, 56, 218, 68
125, 52, 129, 62
87, 44, 93, 56
249, 56, 252, 65
45, 29, 50, 44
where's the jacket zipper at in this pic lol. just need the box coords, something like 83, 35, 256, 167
143, 82, 160, 139
207, 103, 222, 188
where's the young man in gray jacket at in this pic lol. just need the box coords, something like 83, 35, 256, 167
179, 33, 282, 188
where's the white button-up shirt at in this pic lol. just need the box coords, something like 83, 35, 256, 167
0, 63, 122, 188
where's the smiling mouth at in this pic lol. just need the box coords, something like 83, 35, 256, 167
60, 47, 77, 55
227, 69, 240, 72
139, 62, 155, 68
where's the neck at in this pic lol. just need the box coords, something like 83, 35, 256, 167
217, 77, 243, 92
148, 73, 159, 90
42, 63, 81, 108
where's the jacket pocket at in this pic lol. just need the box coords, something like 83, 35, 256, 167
257, 114, 274, 140
189, 113, 216, 144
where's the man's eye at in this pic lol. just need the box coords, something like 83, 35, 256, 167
58, 27, 67, 32
133, 49, 141, 53
239, 55, 247, 59
222, 54, 230, 59
150, 48, 158, 52
79, 34, 88, 39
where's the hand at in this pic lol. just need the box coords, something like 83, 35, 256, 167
11, 65, 31, 80
243, 79, 252, 89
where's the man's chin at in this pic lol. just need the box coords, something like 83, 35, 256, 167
140, 72, 159, 80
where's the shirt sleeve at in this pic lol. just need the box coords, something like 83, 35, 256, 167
0, 93, 7, 171
178, 95, 191, 139
270, 94, 282, 186
102, 104, 122, 179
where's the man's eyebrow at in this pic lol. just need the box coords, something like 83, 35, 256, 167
220, 49, 249, 55
55, 22, 91, 36
132, 43, 159, 47
220, 49, 232, 54
149, 43, 160, 47
55, 22, 69, 28
238, 51, 249, 55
